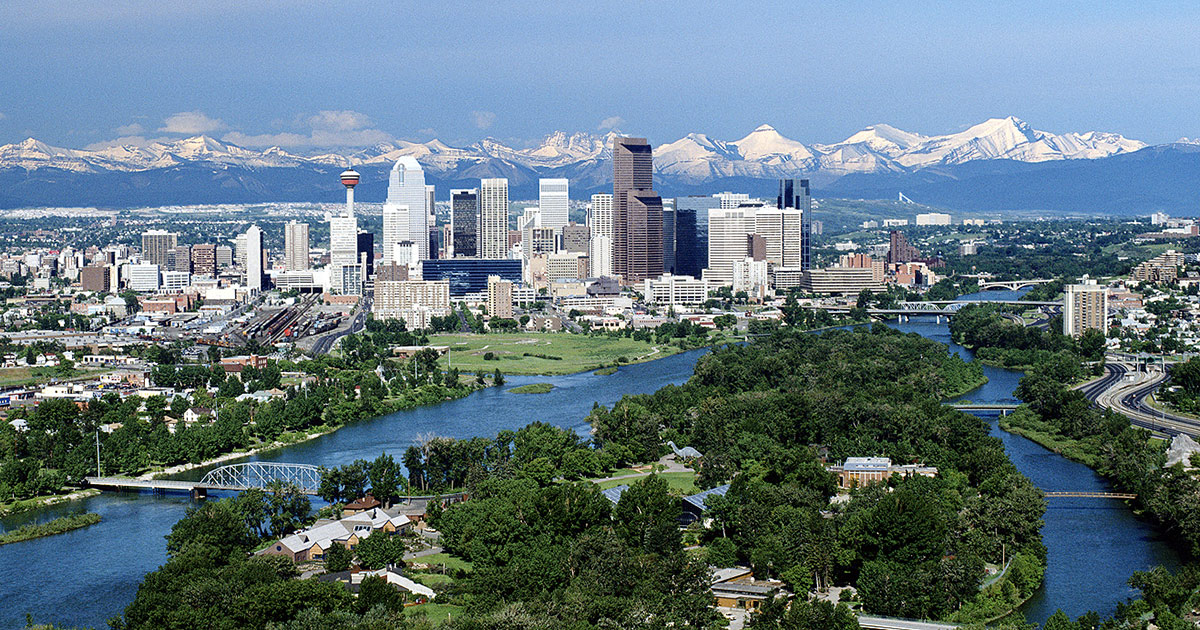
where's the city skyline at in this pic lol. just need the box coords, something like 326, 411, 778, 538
4, 2, 1200, 150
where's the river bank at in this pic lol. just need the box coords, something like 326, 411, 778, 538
0, 488, 100, 518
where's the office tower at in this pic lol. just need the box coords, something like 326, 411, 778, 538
141, 230, 178, 267
215, 245, 233, 269
662, 203, 676, 274
612, 137, 662, 283
519, 207, 542, 262
284, 221, 310, 271
716, 192, 751, 210
562, 223, 589, 254
191, 243, 217, 277
753, 208, 802, 268
428, 225, 441, 261
166, 245, 192, 274
382, 157, 429, 263
244, 225, 264, 291
624, 191, 664, 283
357, 231, 375, 277
887, 230, 920, 264
588, 193, 614, 277
128, 263, 161, 292
538, 178, 569, 232
778, 179, 812, 270
706, 207, 757, 285
487, 275, 514, 319
675, 196, 716, 278
451, 189, 480, 257
426, 184, 436, 218
234, 233, 248, 268
1064, 281, 1109, 337
81, 265, 110, 292
479, 178, 509, 259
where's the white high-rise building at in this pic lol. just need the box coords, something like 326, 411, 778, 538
715, 192, 751, 210
588, 193, 614, 277
519, 207, 541, 262
284, 221, 309, 271
127, 263, 160, 292
754, 208, 802, 268
705, 207, 757, 285
538, 178, 569, 233
329, 215, 358, 293
383, 157, 429, 263
244, 225, 264, 292
915, 212, 952, 226
480, 178, 509, 259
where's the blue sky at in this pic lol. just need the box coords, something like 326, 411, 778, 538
2, 1, 1197, 149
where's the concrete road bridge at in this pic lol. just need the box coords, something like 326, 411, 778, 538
975, 278, 1053, 291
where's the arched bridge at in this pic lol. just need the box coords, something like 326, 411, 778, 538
977, 278, 1053, 291
867, 299, 1061, 317
86, 462, 322, 498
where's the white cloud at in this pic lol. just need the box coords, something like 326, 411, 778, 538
307, 110, 372, 132
159, 110, 226, 135
598, 116, 625, 130
221, 110, 393, 149
0, 112, 6, 121
417, 127, 437, 136
471, 111, 497, 130
115, 123, 145, 135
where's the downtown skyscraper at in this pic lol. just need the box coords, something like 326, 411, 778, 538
778, 178, 812, 271
538, 178, 569, 233
383, 157, 429, 263
284, 221, 309, 271
612, 137, 662, 283
479, 178, 509, 259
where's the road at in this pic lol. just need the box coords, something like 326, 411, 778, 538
1085, 361, 1200, 437
311, 296, 370, 355
856, 616, 958, 630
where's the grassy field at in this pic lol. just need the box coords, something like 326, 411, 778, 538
410, 552, 473, 573
429, 333, 681, 375
406, 603, 464, 624
410, 572, 455, 587
597, 471, 699, 495
0, 366, 108, 389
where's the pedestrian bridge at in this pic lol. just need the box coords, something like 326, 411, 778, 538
1043, 491, 1137, 500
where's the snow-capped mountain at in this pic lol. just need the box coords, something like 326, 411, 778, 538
0, 117, 1147, 182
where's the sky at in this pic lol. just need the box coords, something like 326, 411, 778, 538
2, 1, 1199, 151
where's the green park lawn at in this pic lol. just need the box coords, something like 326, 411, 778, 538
409, 552, 473, 573
429, 333, 680, 375
597, 471, 700, 495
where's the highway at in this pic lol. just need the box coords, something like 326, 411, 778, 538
856, 616, 958, 630
1085, 361, 1200, 437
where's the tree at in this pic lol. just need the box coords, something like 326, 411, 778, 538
165, 499, 254, 558
368, 453, 403, 506
613, 475, 681, 557
356, 575, 404, 613
325, 542, 353, 572
355, 529, 406, 570
493, 369, 505, 386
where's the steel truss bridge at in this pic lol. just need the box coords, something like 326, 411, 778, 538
87, 462, 323, 499
867, 299, 1061, 317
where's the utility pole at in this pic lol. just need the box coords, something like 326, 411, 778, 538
95, 429, 102, 477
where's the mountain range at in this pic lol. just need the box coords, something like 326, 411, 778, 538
1, 116, 1198, 214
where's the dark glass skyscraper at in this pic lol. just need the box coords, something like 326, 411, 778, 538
451, 189, 479, 258
675, 195, 718, 278
356, 231, 374, 276
613, 137, 662, 283
778, 178, 812, 270
662, 204, 676, 274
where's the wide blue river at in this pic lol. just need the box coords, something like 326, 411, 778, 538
0, 293, 1180, 628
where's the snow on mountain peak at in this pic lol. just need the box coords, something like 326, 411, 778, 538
0, 117, 1149, 180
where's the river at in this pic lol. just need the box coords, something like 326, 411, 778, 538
0, 297, 1181, 628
